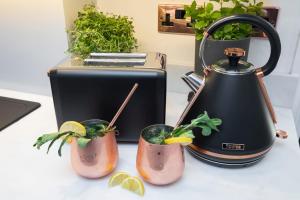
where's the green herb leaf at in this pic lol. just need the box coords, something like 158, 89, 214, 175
148, 136, 165, 145
206, 3, 214, 13
211, 11, 221, 19
77, 137, 92, 148
68, 5, 137, 58
178, 130, 195, 139
188, 111, 222, 136
220, 7, 232, 15
33, 133, 59, 149
207, 121, 219, 131
211, 118, 222, 126
171, 126, 185, 137
256, 2, 263, 7
196, 34, 204, 40
223, 24, 233, 33
185, 0, 264, 41
195, 21, 208, 29
143, 129, 170, 145
191, 0, 197, 10
46, 132, 71, 154
58, 134, 72, 157
200, 125, 212, 136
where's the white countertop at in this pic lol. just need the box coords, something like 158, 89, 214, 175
0, 89, 299, 200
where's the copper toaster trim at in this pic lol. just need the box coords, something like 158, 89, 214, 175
188, 144, 272, 160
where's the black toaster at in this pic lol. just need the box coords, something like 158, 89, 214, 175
48, 52, 167, 142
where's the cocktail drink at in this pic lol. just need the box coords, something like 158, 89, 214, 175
136, 124, 184, 185
33, 119, 118, 178
136, 112, 222, 185
71, 119, 118, 178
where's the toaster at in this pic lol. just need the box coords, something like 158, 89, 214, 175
48, 52, 166, 142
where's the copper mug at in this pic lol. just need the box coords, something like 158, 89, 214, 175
70, 119, 118, 179
136, 124, 185, 185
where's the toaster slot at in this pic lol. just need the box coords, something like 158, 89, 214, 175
84, 52, 147, 66
84, 58, 146, 66
89, 52, 147, 59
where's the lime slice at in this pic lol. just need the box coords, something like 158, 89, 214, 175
59, 121, 86, 137
121, 176, 145, 196
164, 137, 193, 146
108, 172, 131, 187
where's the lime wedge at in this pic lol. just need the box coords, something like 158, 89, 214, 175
108, 172, 131, 187
121, 176, 145, 196
59, 121, 86, 137
164, 137, 193, 146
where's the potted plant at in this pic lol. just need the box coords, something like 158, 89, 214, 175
184, 0, 265, 74
67, 4, 137, 59
136, 111, 222, 185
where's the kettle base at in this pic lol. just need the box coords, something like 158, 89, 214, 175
186, 146, 267, 168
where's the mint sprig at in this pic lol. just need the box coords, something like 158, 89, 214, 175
77, 138, 92, 148
145, 111, 222, 145
33, 123, 115, 156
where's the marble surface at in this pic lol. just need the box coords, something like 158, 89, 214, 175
0, 89, 299, 200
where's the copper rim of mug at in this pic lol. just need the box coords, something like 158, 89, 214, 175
140, 124, 176, 146
80, 119, 109, 126
80, 119, 119, 136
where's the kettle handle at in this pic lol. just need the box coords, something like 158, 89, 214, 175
199, 14, 281, 76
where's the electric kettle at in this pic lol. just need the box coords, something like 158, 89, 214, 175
180, 14, 287, 168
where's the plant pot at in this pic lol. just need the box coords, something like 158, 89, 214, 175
195, 37, 251, 75
136, 124, 185, 185
70, 119, 118, 179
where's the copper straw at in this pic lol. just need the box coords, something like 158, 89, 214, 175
107, 83, 139, 129
175, 80, 205, 128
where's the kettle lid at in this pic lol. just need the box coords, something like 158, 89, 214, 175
211, 48, 255, 75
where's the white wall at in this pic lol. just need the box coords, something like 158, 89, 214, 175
0, 0, 68, 95
63, 0, 94, 31
248, 0, 300, 74
292, 33, 300, 135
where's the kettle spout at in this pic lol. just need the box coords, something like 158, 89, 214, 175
182, 71, 205, 92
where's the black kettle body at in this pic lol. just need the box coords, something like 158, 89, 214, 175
181, 15, 286, 167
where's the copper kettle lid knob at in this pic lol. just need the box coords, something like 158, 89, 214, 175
224, 48, 246, 67
224, 48, 246, 57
